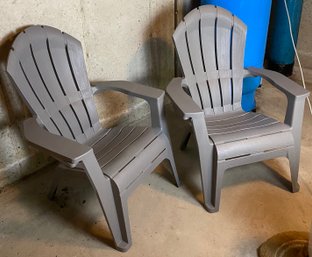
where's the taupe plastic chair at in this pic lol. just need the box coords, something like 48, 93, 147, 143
167, 6, 309, 213
6, 25, 180, 251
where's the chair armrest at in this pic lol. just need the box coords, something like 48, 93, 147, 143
23, 118, 92, 167
91, 81, 165, 130
247, 67, 310, 98
91, 80, 164, 100
166, 77, 204, 120
247, 67, 310, 131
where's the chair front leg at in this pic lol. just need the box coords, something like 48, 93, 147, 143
192, 118, 222, 213
82, 153, 132, 252
287, 147, 300, 193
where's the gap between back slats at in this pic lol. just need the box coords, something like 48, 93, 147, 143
184, 9, 212, 113
231, 17, 247, 110
11, 27, 74, 139
214, 8, 234, 112
174, 15, 203, 110
43, 26, 98, 143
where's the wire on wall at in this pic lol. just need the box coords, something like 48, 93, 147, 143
283, 0, 312, 115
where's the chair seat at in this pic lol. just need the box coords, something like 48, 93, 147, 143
206, 111, 294, 160
87, 126, 164, 182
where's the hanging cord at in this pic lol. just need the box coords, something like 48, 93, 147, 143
283, 0, 312, 115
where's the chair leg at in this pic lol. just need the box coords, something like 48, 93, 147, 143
200, 159, 225, 213
82, 154, 132, 252
164, 136, 181, 187
210, 165, 226, 212
110, 182, 132, 250
192, 118, 224, 212
198, 154, 213, 211
288, 148, 300, 193
196, 147, 215, 212
196, 140, 225, 213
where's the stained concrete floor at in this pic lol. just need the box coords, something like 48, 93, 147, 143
0, 79, 311, 257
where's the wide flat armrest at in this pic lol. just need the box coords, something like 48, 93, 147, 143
91, 81, 164, 102
248, 67, 310, 98
91, 81, 165, 130
24, 118, 92, 166
166, 77, 203, 120
248, 67, 310, 130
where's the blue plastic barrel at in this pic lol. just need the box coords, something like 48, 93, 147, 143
267, 0, 303, 76
200, 0, 272, 111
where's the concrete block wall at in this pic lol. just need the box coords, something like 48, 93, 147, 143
0, 0, 176, 187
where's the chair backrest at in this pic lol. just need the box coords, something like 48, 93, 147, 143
7, 25, 101, 143
174, 5, 247, 115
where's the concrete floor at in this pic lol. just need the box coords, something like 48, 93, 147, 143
0, 80, 311, 257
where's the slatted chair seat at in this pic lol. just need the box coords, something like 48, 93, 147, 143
7, 25, 180, 252
206, 112, 293, 161
167, 5, 309, 213
206, 112, 291, 143
88, 126, 165, 191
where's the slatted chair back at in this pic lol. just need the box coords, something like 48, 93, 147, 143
7, 25, 101, 143
173, 5, 247, 115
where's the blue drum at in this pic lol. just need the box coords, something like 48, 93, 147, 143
267, 0, 303, 76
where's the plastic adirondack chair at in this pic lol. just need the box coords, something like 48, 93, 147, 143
167, 6, 309, 213
6, 25, 180, 251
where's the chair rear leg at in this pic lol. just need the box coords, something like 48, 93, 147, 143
288, 148, 300, 193
83, 154, 132, 252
